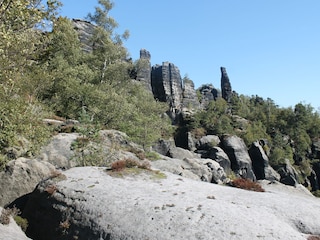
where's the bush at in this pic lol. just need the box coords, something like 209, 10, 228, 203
145, 151, 161, 161
230, 178, 265, 192
13, 216, 28, 232
111, 160, 127, 171
111, 158, 151, 172
308, 236, 320, 240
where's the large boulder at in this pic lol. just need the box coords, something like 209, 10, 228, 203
249, 140, 280, 181
196, 135, 220, 151
151, 157, 227, 184
278, 159, 299, 186
220, 135, 256, 180
38, 133, 79, 169
197, 84, 220, 109
20, 167, 320, 240
0, 158, 56, 207
208, 147, 232, 175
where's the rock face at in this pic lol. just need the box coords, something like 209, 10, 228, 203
136, 49, 152, 91
278, 159, 300, 186
0, 158, 56, 206
72, 19, 95, 52
249, 140, 280, 181
182, 80, 200, 109
220, 67, 232, 102
38, 133, 79, 169
208, 147, 232, 175
151, 62, 183, 120
220, 135, 256, 180
21, 167, 320, 240
197, 84, 220, 108
152, 157, 227, 184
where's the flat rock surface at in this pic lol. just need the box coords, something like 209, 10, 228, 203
26, 167, 320, 239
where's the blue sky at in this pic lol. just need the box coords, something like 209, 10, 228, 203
59, 0, 320, 109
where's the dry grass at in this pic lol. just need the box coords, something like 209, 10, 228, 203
0, 207, 20, 225
111, 158, 151, 172
308, 236, 320, 240
230, 178, 265, 192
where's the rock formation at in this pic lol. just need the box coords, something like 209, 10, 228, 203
0, 158, 56, 206
249, 140, 280, 181
19, 167, 320, 240
197, 84, 220, 108
136, 49, 152, 91
220, 67, 232, 102
151, 62, 183, 120
182, 79, 200, 109
72, 19, 95, 52
220, 135, 256, 180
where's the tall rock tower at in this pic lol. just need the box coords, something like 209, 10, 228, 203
220, 67, 232, 102
151, 62, 183, 120
136, 49, 152, 91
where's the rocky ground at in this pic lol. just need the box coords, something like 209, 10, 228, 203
1, 130, 320, 239
19, 167, 320, 240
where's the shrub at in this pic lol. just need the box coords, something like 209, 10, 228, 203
230, 178, 265, 192
111, 158, 151, 171
145, 151, 161, 161
308, 236, 320, 240
111, 160, 127, 171
13, 216, 28, 232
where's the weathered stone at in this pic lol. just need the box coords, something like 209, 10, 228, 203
197, 84, 220, 108
168, 147, 197, 159
249, 140, 280, 181
0, 158, 56, 206
277, 159, 299, 186
187, 131, 197, 151
312, 161, 320, 190
151, 157, 227, 184
196, 135, 220, 151
136, 49, 152, 91
38, 133, 79, 169
208, 147, 232, 175
182, 79, 200, 109
220, 135, 256, 180
72, 19, 95, 52
311, 139, 320, 159
151, 62, 183, 120
152, 139, 174, 156
20, 167, 320, 240
220, 67, 232, 102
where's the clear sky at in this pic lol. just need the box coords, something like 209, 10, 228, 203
58, 0, 320, 109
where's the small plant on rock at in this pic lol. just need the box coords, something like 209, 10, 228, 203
230, 178, 265, 192
111, 158, 151, 172
0, 207, 27, 231
111, 160, 127, 171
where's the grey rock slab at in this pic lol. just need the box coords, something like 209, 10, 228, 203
23, 167, 320, 239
